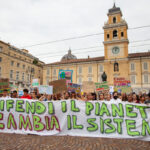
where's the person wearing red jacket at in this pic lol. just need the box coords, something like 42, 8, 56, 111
21, 89, 31, 99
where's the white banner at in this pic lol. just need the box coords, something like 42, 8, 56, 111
0, 98, 150, 141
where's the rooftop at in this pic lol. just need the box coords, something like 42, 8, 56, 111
108, 3, 122, 16
46, 52, 150, 66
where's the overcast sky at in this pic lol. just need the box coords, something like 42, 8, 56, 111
0, 0, 150, 64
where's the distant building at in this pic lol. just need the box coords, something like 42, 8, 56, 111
0, 40, 44, 90
43, 4, 150, 93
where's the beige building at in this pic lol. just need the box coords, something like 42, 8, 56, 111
0, 40, 44, 90
43, 4, 150, 93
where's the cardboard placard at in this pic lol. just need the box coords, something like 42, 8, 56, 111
82, 81, 95, 93
32, 79, 39, 87
49, 79, 67, 94
114, 77, 132, 94
38, 85, 53, 95
67, 83, 81, 93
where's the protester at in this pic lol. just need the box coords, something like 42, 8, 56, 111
99, 93, 104, 101
1, 84, 149, 106
31, 92, 38, 100
21, 89, 32, 99
140, 95, 145, 104
111, 91, 121, 102
86, 93, 93, 101
145, 94, 150, 104
91, 93, 97, 100
1, 89, 11, 98
127, 94, 133, 103
132, 93, 139, 103
106, 94, 111, 101
12, 90, 18, 98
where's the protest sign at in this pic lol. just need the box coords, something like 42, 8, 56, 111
0, 98, 150, 141
49, 79, 67, 94
39, 85, 53, 95
95, 82, 110, 96
32, 79, 39, 87
114, 77, 132, 94
18, 91, 23, 97
0, 78, 10, 94
67, 83, 81, 93
95, 82, 109, 91
82, 81, 95, 93
58, 70, 73, 84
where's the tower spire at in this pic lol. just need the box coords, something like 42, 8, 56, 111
113, 0, 116, 8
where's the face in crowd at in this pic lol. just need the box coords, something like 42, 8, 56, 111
113, 92, 118, 100
3, 89, 8, 97
23, 89, 29, 96
12, 90, 18, 98
99, 93, 104, 100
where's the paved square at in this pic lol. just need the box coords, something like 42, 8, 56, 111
0, 133, 150, 150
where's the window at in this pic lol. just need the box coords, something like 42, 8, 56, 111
99, 65, 103, 73
46, 78, 49, 85
27, 74, 30, 82
114, 62, 119, 72
107, 34, 110, 39
11, 61, 14, 66
78, 77, 82, 84
99, 76, 102, 83
22, 73, 25, 81
0, 57, 2, 62
88, 77, 92, 81
0, 47, 2, 52
53, 69, 56, 76
47, 68, 50, 75
78, 66, 82, 74
143, 62, 148, 70
31, 68, 35, 74
131, 75, 136, 84
143, 74, 149, 84
16, 71, 19, 80
113, 17, 116, 23
88, 66, 92, 74
23, 65, 25, 69
130, 63, 135, 71
17, 63, 20, 67
10, 70, 13, 79
121, 32, 124, 37
0, 67, 1, 77
113, 30, 118, 38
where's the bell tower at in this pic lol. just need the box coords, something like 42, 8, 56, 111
103, 3, 129, 60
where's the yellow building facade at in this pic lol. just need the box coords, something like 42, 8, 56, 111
0, 40, 44, 90
43, 4, 150, 93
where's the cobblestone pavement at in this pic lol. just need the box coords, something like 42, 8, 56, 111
0, 133, 150, 150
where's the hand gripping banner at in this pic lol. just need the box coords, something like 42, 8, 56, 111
0, 98, 150, 141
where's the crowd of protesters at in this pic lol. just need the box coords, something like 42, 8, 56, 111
1, 88, 150, 105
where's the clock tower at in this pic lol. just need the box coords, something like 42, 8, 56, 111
103, 3, 129, 60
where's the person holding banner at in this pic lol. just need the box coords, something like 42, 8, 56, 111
12, 90, 18, 98
111, 91, 121, 102
21, 89, 31, 99
99, 93, 104, 101
31, 92, 38, 100
1, 89, 11, 98
132, 93, 140, 103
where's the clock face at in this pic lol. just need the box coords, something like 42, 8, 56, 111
112, 47, 120, 54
